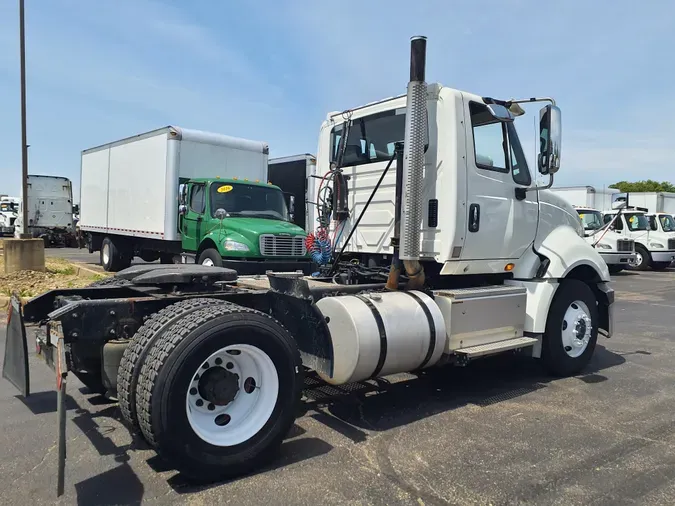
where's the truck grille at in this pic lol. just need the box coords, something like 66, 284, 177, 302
669, 238, 675, 250
617, 239, 634, 252
259, 235, 306, 257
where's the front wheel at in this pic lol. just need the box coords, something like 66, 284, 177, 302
197, 248, 223, 267
135, 304, 303, 482
542, 280, 598, 377
651, 261, 671, 271
629, 245, 650, 271
608, 264, 624, 274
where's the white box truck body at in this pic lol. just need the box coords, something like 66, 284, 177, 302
80, 126, 268, 242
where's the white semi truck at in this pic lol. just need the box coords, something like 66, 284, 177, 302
549, 187, 636, 273
13, 175, 78, 246
0, 196, 19, 236
4, 36, 613, 494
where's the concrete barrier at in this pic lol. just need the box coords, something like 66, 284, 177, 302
3, 238, 46, 273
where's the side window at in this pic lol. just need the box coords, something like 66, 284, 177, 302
189, 184, 205, 214
470, 102, 532, 186
470, 102, 508, 173
604, 214, 623, 231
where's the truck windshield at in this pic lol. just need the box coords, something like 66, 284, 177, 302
0, 203, 17, 212
625, 213, 649, 231
210, 183, 289, 221
577, 210, 603, 231
659, 214, 675, 232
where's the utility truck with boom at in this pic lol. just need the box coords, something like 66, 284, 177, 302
79, 127, 310, 273
3, 37, 613, 496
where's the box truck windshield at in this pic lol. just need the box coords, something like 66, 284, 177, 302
578, 210, 603, 231
211, 182, 289, 221
626, 213, 649, 231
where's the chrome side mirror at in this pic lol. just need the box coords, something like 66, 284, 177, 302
178, 204, 188, 216
214, 208, 227, 220
538, 105, 562, 175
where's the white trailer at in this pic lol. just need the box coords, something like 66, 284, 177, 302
13, 175, 77, 246
550, 186, 619, 211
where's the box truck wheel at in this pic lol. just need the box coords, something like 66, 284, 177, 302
629, 245, 650, 271
197, 248, 223, 267
134, 304, 303, 482
542, 279, 598, 377
117, 298, 230, 434
100, 237, 131, 272
651, 261, 671, 271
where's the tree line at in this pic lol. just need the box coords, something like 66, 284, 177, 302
609, 180, 675, 192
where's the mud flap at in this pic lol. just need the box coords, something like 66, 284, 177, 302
2, 294, 30, 397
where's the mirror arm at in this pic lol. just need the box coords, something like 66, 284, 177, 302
520, 174, 555, 195
508, 97, 556, 107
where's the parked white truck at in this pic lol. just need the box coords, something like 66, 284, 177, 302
13, 175, 78, 246
549, 187, 636, 273
4, 36, 613, 494
621, 192, 675, 237
0, 196, 19, 236
602, 204, 675, 270
80, 127, 310, 273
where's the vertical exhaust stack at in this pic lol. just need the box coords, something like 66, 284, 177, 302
399, 36, 427, 289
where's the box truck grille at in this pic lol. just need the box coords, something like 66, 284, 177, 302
669, 238, 675, 250
617, 239, 633, 252
259, 235, 306, 257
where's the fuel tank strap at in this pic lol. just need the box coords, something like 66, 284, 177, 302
404, 291, 436, 369
355, 295, 388, 379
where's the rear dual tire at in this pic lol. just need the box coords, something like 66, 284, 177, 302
122, 302, 303, 482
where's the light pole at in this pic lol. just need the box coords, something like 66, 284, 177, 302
19, 0, 30, 238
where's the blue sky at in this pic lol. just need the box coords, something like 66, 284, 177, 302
1, 0, 673, 201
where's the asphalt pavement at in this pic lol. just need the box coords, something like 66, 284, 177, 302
2, 269, 675, 505
44, 247, 151, 271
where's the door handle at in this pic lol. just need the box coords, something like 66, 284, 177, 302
468, 204, 480, 233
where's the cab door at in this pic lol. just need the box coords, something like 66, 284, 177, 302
181, 183, 206, 252
460, 98, 538, 262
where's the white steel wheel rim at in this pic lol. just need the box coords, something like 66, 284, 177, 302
186, 343, 279, 446
561, 300, 592, 358
201, 257, 214, 266
635, 251, 643, 266
102, 243, 110, 265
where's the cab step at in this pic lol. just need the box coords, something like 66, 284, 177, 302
454, 336, 539, 358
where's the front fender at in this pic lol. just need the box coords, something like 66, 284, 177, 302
537, 225, 610, 282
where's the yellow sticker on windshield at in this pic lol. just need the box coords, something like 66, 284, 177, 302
217, 185, 233, 193
629, 216, 635, 223
579, 213, 585, 219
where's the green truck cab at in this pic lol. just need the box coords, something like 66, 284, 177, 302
179, 178, 311, 274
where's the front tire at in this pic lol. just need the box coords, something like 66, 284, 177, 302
629, 244, 650, 271
135, 304, 303, 482
651, 261, 671, 271
608, 264, 624, 274
197, 248, 223, 267
542, 280, 598, 377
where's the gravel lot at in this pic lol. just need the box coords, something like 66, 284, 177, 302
1, 269, 675, 505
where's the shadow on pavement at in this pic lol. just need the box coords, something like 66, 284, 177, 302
15, 390, 78, 415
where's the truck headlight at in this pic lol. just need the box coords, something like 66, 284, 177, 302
596, 243, 612, 250
650, 242, 664, 249
223, 240, 249, 252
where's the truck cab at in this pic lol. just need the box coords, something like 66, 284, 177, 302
574, 206, 635, 273
179, 178, 310, 274
647, 212, 675, 236
603, 208, 675, 270
0, 198, 18, 236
